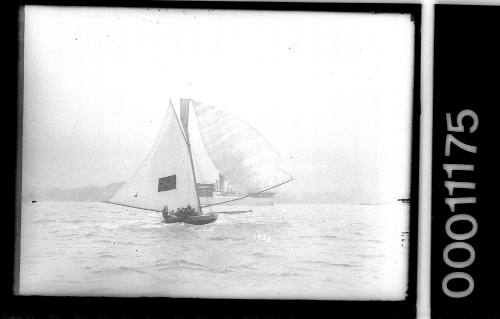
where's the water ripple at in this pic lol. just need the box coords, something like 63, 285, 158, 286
20, 201, 409, 298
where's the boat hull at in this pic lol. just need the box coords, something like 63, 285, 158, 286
184, 214, 218, 225
162, 211, 218, 225
162, 214, 182, 223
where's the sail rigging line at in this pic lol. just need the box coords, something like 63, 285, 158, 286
201, 177, 294, 208
103, 201, 161, 212
103, 201, 252, 215
175, 99, 202, 213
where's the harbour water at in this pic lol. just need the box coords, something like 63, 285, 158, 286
20, 201, 409, 300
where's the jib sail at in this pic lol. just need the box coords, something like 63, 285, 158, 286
108, 100, 200, 212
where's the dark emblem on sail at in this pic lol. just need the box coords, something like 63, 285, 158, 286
158, 175, 176, 192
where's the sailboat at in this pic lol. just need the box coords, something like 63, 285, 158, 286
106, 98, 293, 225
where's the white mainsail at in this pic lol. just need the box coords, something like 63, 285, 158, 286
191, 100, 293, 195
108, 100, 201, 212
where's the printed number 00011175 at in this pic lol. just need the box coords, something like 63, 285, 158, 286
441, 109, 479, 298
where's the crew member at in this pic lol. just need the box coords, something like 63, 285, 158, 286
161, 205, 170, 220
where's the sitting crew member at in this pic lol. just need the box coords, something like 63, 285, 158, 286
176, 205, 198, 219
161, 205, 170, 220
186, 205, 197, 215
175, 207, 183, 218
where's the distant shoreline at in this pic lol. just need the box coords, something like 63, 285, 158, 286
22, 182, 398, 206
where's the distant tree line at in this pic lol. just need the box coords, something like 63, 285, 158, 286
22, 182, 125, 202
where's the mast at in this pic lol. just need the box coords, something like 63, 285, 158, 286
178, 98, 202, 213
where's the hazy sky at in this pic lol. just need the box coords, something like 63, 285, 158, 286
22, 6, 415, 203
